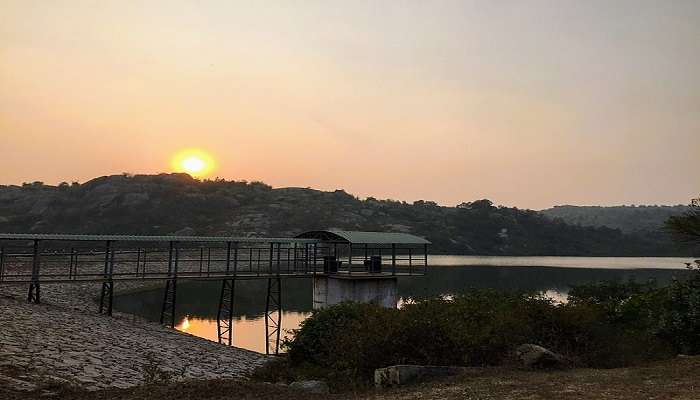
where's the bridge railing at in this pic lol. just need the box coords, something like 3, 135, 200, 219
0, 236, 428, 286
311, 242, 428, 276
0, 237, 325, 284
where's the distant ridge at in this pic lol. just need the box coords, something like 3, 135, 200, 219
0, 174, 695, 256
541, 205, 691, 234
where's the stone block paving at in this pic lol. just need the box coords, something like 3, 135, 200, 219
0, 272, 268, 392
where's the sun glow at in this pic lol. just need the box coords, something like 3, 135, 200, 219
175, 316, 191, 332
171, 149, 215, 177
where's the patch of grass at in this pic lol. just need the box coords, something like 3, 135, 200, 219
4, 357, 700, 400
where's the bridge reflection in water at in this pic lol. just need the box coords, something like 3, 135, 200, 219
174, 312, 311, 354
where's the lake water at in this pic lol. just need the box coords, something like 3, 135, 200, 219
115, 256, 695, 353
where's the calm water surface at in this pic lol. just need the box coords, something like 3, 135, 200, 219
115, 256, 695, 353
429, 255, 693, 269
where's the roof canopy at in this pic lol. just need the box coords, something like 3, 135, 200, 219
296, 230, 431, 245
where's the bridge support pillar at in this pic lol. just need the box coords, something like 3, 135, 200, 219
265, 277, 282, 355
160, 279, 177, 327
313, 275, 398, 309
99, 281, 114, 315
160, 242, 178, 328
217, 279, 235, 345
27, 239, 41, 304
99, 241, 115, 315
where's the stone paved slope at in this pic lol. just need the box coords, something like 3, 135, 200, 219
0, 286, 268, 392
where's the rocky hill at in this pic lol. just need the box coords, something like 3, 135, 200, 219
0, 174, 694, 256
541, 205, 691, 233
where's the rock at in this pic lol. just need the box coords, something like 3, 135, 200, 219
0, 187, 23, 202
172, 227, 196, 236
384, 224, 412, 233
122, 193, 150, 207
374, 365, 467, 387
289, 380, 330, 394
90, 183, 120, 195
516, 344, 568, 369
359, 209, 374, 217
29, 198, 53, 216
30, 220, 49, 232
0, 375, 39, 391
89, 193, 120, 209
225, 197, 240, 208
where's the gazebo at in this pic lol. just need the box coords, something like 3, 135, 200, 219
296, 230, 430, 275
296, 230, 430, 308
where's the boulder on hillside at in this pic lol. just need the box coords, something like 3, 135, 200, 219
360, 208, 374, 217
516, 344, 569, 369
384, 223, 412, 233
172, 227, 196, 236
122, 192, 150, 207
28, 197, 54, 216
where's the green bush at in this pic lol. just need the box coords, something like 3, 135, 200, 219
279, 265, 700, 386
565, 261, 700, 356
283, 295, 654, 385
654, 261, 700, 353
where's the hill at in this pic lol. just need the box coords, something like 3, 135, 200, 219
0, 174, 694, 256
541, 205, 691, 233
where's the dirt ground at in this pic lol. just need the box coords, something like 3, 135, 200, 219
3, 355, 699, 400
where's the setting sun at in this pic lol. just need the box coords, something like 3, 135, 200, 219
171, 149, 215, 178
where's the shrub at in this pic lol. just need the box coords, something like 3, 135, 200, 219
654, 261, 700, 354
279, 267, 700, 386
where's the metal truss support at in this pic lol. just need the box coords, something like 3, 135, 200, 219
265, 276, 282, 355
27, 240, 41, 303
0, 246, 4, 282
217, 279, 236, 345
160, 279, 177, 328
160, 242, 178, 328
99, 241, 114, 315
69, 247, 77, 280
99, 281, 114, 315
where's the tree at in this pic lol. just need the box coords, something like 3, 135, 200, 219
457, 199, 494, 211
666, 195, 700, 244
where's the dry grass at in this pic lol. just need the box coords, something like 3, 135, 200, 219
361, 356, 700, 400
3, 356, 698, 400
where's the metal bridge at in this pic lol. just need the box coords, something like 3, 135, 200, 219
0, 231, 429, 355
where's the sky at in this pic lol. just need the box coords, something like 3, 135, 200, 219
1, 0, 698, 210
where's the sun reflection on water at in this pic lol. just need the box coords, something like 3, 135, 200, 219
175, 315, 191, 332
173, 312, 311, 353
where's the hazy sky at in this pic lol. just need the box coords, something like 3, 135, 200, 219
1, 1, 698, 209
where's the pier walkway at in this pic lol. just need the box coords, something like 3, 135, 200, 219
0, 231, 428, 354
